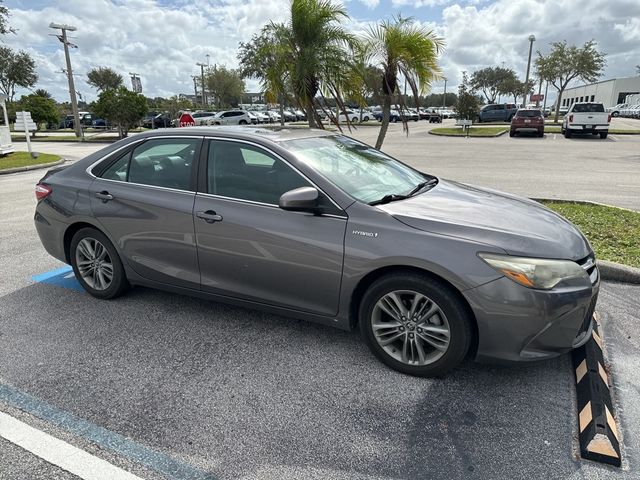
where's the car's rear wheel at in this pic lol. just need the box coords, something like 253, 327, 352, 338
564, 129, 572, 138
359, 273, 472, 377
239, 120, 248, 125
600, 132, 608, 139
70, 228, 129, 299
538, 130, 544, 137
509, 130, 515, 137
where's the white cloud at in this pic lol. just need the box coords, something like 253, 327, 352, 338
1, 0, 639, 106
358, 0, 380, 8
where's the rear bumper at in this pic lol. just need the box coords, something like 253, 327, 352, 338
34, 206, 67, 263
464, 275, 599, 364
567, 124, 608, 132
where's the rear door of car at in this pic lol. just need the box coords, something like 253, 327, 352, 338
89, 136, 203, 289
192, 138, 347, 315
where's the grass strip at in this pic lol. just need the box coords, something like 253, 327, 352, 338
0, 151, 61, 170
540, 201, 640, 268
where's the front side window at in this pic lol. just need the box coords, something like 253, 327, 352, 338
98, 138, 198, 191
281, 135, 429, 204
207, 140, 311, 204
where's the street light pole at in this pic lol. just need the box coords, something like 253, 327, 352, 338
196, 62, 207, 108
50, 23, 81, 138
443, 77, 447, 108
523, 34, 536, 108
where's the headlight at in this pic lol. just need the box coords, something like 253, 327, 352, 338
478, 252, 588, 290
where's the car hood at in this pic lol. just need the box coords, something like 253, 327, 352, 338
378, 179, 591, 260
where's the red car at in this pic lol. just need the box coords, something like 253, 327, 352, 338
510, 109, 544, 137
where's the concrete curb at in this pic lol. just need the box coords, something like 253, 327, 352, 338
532, 197, 638, 213
428, 129, 507, 138
596, 260, 640, 284
0, 158, 66, 175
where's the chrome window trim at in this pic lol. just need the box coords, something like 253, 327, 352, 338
203, 136, 345, 213
195, 192, 347, 219
92, 177, 196, 196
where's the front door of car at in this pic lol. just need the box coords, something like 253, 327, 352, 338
90, 136, 202, 289
193, 139, 347, 316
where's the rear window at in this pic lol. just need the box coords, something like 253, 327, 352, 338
516, 110, 542, 117
572, 103, 605, 113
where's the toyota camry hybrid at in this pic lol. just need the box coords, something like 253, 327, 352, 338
34, 127, 599, 377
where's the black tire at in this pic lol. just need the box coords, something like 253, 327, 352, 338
612, 112, 619, 117
600, 132, 608, 139
70, 227, 129, 300
239, 120, 248, 125
564, 129, 572, 138
509, 130, 515, 137
359, 273, 473, 377
538, 131, 544, 138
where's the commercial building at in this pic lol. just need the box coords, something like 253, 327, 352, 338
560, 76, 640, 108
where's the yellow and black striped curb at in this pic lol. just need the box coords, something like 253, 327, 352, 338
572, 315, 621, 466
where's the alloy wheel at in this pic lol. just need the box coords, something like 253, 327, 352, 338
75, 237, 114, 291
372, 290, 451, 366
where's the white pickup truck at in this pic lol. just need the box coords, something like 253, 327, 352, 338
562, 102, 611, 139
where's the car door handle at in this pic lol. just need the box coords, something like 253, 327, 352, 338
95, 191, 113, 202
196, 210, 223, 223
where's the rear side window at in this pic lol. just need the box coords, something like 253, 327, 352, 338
98, 138, 199, 191
572, 103, 605, 113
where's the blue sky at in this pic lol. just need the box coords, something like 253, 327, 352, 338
2, 0, 639, 104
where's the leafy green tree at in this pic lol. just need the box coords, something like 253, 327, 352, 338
455, 72, 480, 122
33, 88, 52, 99
0, 0, 14, 35
535, 40, 606, 122
87, 67, 124, 92
0, 46, 37, 102
470, 66, 518, 104
92, 86, 147, 138
238, 24, 294, 125
14, 93, 59, 135
500, 76, 526, 105
205, 65, 245, 109
364, 15, 443, 149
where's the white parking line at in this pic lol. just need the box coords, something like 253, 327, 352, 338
0, 411, 143, 480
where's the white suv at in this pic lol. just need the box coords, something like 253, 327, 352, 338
208, 110, 253, 126
191, 111, 217, 125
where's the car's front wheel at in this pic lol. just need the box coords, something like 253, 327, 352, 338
359, 273, 472, 377
70, 227, 129, 299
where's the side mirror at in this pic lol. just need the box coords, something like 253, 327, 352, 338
279, 187, 320, 213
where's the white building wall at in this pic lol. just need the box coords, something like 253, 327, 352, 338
560, 77, 640, 107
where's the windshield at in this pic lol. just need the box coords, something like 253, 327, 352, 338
281, 135, 431, 204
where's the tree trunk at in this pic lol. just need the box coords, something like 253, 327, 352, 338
305, 99, 318, 129
374, 94, 392, 150
279, 94, 285, 127
554, 88, 563, 123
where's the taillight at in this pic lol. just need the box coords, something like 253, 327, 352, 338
35, 183, 52, 201
607, 114, 611, 123
569, 114, 573, 123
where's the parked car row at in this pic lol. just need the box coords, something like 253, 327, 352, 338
610, 103, 640, 118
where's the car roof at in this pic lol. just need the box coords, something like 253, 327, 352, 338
135, 126, 336, 143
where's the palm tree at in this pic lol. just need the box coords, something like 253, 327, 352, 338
34, 88, 52, 99
238, 0, 354, 129
365, 16, 443, 149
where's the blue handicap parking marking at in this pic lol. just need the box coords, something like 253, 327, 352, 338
32, 265, 83, 291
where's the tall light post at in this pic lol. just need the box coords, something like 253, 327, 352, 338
523, 34, 536, 108
443, 77, 447, 108
196, 62, 207, 108
50, 22, 81, 138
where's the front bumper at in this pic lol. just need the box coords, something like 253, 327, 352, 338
463, 274, 599, 363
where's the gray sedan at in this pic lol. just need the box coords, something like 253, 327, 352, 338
34, 127, 599, 377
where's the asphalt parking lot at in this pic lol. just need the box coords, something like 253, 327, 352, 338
1, 126, 639, 479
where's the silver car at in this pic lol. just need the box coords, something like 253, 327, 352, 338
34, 128, 599, 377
